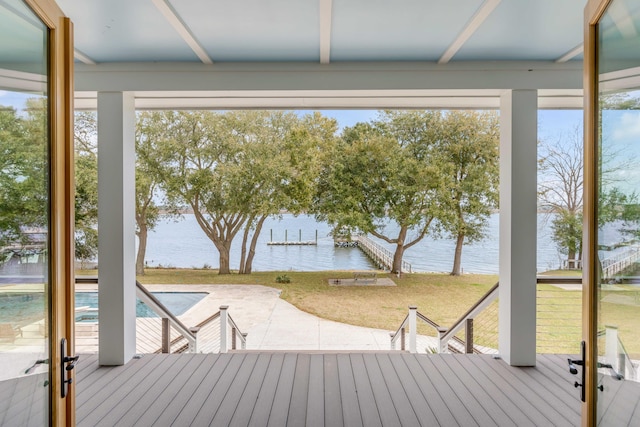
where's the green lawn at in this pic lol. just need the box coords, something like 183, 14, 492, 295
76, 268, 640, 356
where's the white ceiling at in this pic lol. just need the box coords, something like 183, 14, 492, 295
56, 0, 587, 65
48, 0, 591, 109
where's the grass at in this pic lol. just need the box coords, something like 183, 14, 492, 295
76, 267, 640, 356
132, 269, 498, 333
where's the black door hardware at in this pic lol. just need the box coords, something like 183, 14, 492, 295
60, 338, 79, 398
567, 341, 586, 402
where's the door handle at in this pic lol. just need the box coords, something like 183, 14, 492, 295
567, 341, 586, 402
60, 338, 79, 398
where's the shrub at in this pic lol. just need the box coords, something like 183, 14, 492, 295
275, 274, 291, 284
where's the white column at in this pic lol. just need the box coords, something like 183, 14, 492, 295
98, 92, 136, 365
499, 90, 538, 366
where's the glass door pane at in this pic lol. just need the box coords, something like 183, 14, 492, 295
0, 0, 50, 424
596, 0, 640, 424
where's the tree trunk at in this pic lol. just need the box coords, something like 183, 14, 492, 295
243, 216, 267, 274
391, 226, 407, 274
136, 223, 148, 276
392, 245, 405, 274
217, 240, 232, 274
451, 233, 465, 276
567, 248, 576, 269
238, 221, 252, 274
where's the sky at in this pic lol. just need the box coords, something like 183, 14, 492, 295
0, 88, 625, 155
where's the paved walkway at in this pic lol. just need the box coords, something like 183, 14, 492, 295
140, 284, 438, 351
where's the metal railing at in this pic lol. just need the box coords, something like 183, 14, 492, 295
390, 306, 447, 353
74, 277, 247, 354
391, 276, 584, 355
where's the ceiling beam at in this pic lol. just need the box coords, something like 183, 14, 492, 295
151, 0, 213, 64
608, 0, 638, 38
555, 44, 583, 63
73, 88, 583, 110
319, 0, 333, 64
74, 61, 582, 93
74, 49, 96, 65
438, 0, 501, 65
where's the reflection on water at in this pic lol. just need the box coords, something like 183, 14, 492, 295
144, 213, 562, 274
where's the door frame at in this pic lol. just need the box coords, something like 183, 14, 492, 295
583, 0, 615, 426
22, 0, 75, 425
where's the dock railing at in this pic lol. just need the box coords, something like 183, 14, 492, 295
353, 235, 412, 273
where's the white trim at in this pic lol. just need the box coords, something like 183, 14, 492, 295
555, 44, 583, 63
319, 0, 332, 64
72, 89, 583, 110
438, 0, 501, 64
599, 65, 640, 92
0, 67, 46, 92
151, 0, 213, 64
74, 61, 582, 92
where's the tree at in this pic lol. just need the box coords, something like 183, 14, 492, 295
0, 100, 49, 250
135, 111, 181, 275
538, 127, 584, 268
74, 111, 99, 265
437, 111, 500, 275
538, 124, 631, 268
315, 111, 444, 274
148, 111, 255, 274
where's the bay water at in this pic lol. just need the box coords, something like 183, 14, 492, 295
144, 213, 562, 274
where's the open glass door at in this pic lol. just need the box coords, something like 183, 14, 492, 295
0, 0, 74, 425
0, 1, 50, 424
586, 0, 640, 425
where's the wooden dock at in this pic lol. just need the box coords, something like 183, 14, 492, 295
353, 235, 412, 273
602, 246, 640, 279
268, 229, 318, 246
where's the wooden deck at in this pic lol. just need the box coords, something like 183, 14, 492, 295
73, 352, 592, 426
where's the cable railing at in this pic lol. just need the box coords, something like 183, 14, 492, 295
391, 276, 584, 355
389, 307, 446, 353
74, 277, 247, 354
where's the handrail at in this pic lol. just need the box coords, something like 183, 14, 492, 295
390, 307, 446, 353
134, 280, 197, 349
389, 309, 411, 350
75, 276, 196, 352
440, 282, 499, 345
219, 305, 247, 352
393, 276, 583, 354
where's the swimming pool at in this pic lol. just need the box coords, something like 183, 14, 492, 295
0, 291, 208, 324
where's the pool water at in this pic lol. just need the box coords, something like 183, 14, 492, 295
74, 292, 207, 322
0, 291, 208, 324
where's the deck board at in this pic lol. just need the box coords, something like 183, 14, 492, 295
348, 353, 383, 427
131, 353, 211, 426
361, 353, 404, 426
335, 353, 363, 427
266, 353, 297, 427
74, 352, 590, 427
247, 353, 284, 427
229, 353, 274, 427
286, 353, 311, 427
186, 353, 251, 426
322, 354, 343, 427
305, 354, 325, 427
169, 352, 234, 426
